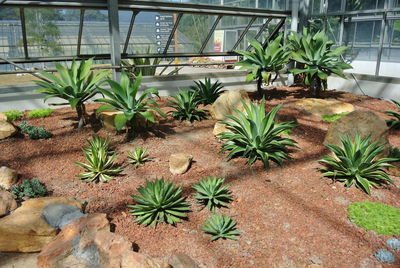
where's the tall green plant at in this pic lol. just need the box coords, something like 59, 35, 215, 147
383, 99, 400, 129
34, 58, 110, 128
288, 30, 352, 96
190, 78, 224, 105
235, 34, 289, 96
96, 72, 166, 139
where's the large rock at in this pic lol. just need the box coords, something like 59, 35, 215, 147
0, 189, 17, 216
213, 121, 231, 137
0, 197, 84, 253
169, 153, 193, 175
209, 89, 250, 120
37, 213, 169, 268
42, 203, 86, 229
168, 253, 199, 268
0, 112, 7, 121
324, 110, 389, 155
286, 98, 354, 117
0, 121, 17, 140
98, 110, 158, 131
0, 166, 18, 190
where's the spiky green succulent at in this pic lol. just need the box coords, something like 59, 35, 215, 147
192, 177, 233, 211
167, 90, 207, 122
128, 146, 151, 168
383, 99, 400, 129
190, 77, 224, 105
201, 214, 240, 241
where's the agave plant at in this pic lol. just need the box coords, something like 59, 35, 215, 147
383, 99, 400, 129
190, 78, 224, 105
128, 146, 151, 168
318, 134, 396, 194
34, 58, 110, 128
167, 90, 207, 122
201, 214, 240, 241
218, 99, 297, 169
235, 34, 289, 96
289, 30, 352, 96
192, 177, 233, 211
75, 136, 122, 183
128, 178, 190, 226
96, 72, 166, 139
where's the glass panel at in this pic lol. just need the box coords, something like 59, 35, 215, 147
379, 19, 400, 77
145, 0, 290, 10
0, 8, 24, 59
346, 0, 384, 11
327, 0, 342, 13
119, 10, 134, 51
80, 10, 109, 54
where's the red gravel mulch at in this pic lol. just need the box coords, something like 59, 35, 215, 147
1, 86, 399, 268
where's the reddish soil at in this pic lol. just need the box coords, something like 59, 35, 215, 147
1, 87, 399, 268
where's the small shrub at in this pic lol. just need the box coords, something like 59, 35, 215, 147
128, 178, 190, 226
75, 136, 122, 183
19, 121, 53, 139
167, 90, 207, 122
11, 178, 47, 199
201, 214, 240, 241
219, 99, 297, 169
318, 134, 396, 194
128, 147, 151, 168
27, 108, 54, 118
321, 112, 350, 122
190, 78, 224, 105
383, 99, 400, 129
3, 110, 23, 121
192, 177, 233, 211
348, 202, 400, 235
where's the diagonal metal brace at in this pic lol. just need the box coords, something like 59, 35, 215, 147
262, 18, 285, 49
231, 16, 257, 51
199, 15, 222, 54
163, 13, 183, 54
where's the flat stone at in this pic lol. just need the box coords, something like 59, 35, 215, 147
0, 190, 17, 216
388, 162, 400, 177
0, 121, 17, 140
209, 89, 250, 120
0, 112, 7, 121
98, 110, 158, 131
168, 253, 199, 268
213, 121, 231, 137
286, 98, 354, 117
0, 166, 18, 190
169, 153, 193, 175
0, 197, 84, 253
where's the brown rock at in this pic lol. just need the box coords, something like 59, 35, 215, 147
388, 162, 400, 177
213, 121, 231, 137
169, 153, 193, 175
0, 166, 18, 190
323, 110, 389, 157
286, 98, 354, 117
0, 112, 7, 121
168, 253, 199, 268
98, 110, 158, 131
0, 189, 17, 216
0, 121, 17, 140
209, 89, 250, 120
0, 197, 84, 253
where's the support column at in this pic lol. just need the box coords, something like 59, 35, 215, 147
287, 0, 299, 85
107, 0, 121, 80
298, 0, 310, 31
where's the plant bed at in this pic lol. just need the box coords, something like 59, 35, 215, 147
0, 87, 399, 267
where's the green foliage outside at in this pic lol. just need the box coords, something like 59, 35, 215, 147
321, 112, 350, 122
348, 202, 400, 235
128, 178, 190, 226
192, 177, 233, 212
27, 108, 54, 118
19, 121, 53, 140
3, 110, 23, 121
219, 100, 297, 169
167, 90, 207, 122
201, 214, 240, 241
11, 178, 47, 199
319, 134, 396, 194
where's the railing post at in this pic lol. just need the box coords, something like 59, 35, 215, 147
107, 0, 121, 80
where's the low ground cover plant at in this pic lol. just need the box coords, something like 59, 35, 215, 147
167, 90, 207, 122
201, 214, 240, 241
348, 202, 400, 235
321, 112, 350, 122
19, 121, 53, 139
318, 134, 396, 194
383, 99, 400, 129
128, 178, 190, 226
218, 99, 297, 169
3, 110, 23, 121
192, 177, 233, 211
75, 136, 122, 183
27, 108, 54, 118
11, 178, 47, 199
190, 78, 224, 105
128, 146, 151, 168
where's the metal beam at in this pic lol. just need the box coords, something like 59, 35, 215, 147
123, 11, 138, 54
163, 13, 182, 54
77, 9, 85, 56
247, 18, 272, 50
19, 8, 29, 59
231, 17, 257, 51
107, 0, 122, 80
263, 18, 285, 49
376, 10, 387, 75
199, 15, 222, 54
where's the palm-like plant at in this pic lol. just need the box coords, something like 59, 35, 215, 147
128, 178, 190, 226
235, 34, 289, 96
75, 136, 122, 183
190, 78, 224, 105
167, 90, 207, 122
128, 146, 151, 168
201, 214, 240, 241
383, 99, 400, 129
192, 177, 233, 211
34, 58, 110, 128
289, 30, 352, 96
218, 99, 297, 169
96, 72, 166, 139
318, 134, 396, 194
